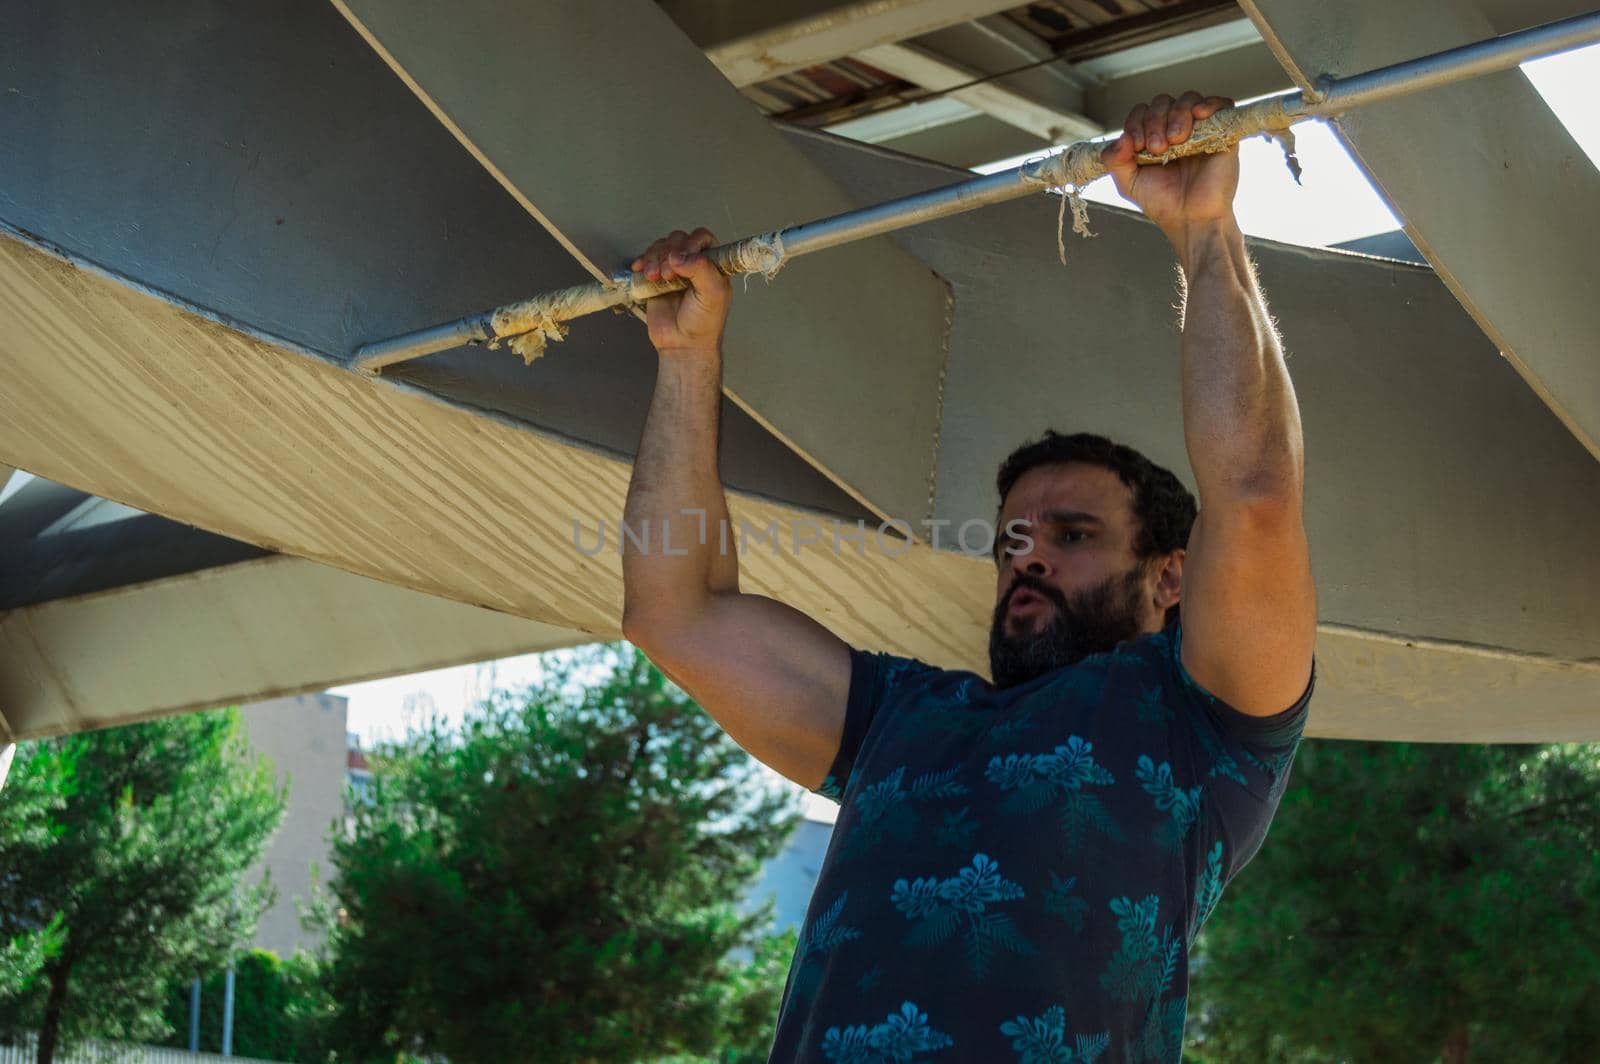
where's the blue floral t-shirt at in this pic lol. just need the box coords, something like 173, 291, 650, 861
768, 622, 1314, 1063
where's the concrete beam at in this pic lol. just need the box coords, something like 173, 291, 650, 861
675, 0, 1025, 87
1310, 627, 1600, 743
1239, 0, 1600, 464
331, 0, 953, 533
0, 225, 991, 710
3, 163, 1594, 742
1087, 40, 1291, 132
0, 0, 870, 524
873, 111, 1048, 169
854, 41, 1101, 143
0, 555, 588, 741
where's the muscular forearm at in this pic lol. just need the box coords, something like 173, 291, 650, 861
622, 350, 739, 627
1171, 219, 1305, 506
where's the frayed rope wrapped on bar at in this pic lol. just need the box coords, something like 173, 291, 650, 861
480, 98, 1300, 364
488, 231, 786, 364
1022, 95, 1300, 265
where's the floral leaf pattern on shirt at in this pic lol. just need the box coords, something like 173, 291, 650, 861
1135, 756, 1202, 852
857, 965, 885, 995
985, 708, 1040, 750
1099, 895, 1180, 1005
1135, 682, 1171, 727
999, 1005, 1109, 1063
1186, 717, 1247, 787
790, 891, 864, 1005
1131, 995, 1188, 1064
1190, 841, 1225, 945
1043, 872, 1088, 933
821, 1000, 954, 1062
839, 764, 968, 863
1243, 743, 1295, 781
773, 629, 1313, 1063
987, 737, 1122, 853
935, 806, 979, 850
891, 854, 1036, 980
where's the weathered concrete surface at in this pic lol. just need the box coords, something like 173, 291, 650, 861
0, 227, 991, 712
1240, 0, 1600, 464
672, 0, 1024, 88
331, 0, 952, 529
1, 3, 1595, 741
1311, 626, 1600, 743
0, 0, 865, 521
0, 554, 589, 741
1, 209, 1594, 741
786, 126, 1600, 668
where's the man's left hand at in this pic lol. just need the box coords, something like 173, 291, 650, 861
1100, 92, 1238, 241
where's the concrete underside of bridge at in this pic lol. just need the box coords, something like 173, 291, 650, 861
0, 0, 1595, 743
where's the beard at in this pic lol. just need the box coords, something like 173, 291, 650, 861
988, 564, 1150, 689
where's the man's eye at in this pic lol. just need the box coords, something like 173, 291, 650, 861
1058, 529, 1087, 544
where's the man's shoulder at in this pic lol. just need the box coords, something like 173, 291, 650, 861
848, 647, 988, 707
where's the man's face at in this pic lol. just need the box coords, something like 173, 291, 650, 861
989, 462, 1174, 688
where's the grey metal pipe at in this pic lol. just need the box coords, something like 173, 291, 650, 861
1292, 8, 1600, 118
353, 9, 1600, 375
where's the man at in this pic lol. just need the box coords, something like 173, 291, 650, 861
621, 91, 1317, 1062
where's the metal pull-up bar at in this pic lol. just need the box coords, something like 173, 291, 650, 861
353, 9, 1600, 375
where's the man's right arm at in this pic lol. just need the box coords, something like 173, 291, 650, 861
619, 228, 852, 792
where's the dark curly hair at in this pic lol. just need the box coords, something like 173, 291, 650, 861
994, 431, 1197, 628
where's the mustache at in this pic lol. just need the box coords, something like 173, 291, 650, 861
1001, 573, 1067, 614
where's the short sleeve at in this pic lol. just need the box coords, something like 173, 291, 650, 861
1169, 620, 1314, 785
1165, 622, 1314, 881
809, 648, 934, 806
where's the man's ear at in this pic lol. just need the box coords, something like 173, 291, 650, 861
1152, 548, 1184, 611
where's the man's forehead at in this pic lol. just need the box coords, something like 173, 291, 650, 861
1000, 462, 1133, 521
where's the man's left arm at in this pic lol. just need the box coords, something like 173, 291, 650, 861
1104, 91, 1317, 717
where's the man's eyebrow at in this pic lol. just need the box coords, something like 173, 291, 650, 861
1041, 509, 1103, 526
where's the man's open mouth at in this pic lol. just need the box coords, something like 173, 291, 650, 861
1008, 586, 1048, 616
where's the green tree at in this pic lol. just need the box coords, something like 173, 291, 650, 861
0, 742, 76, 1000
0, 709, 286, 1064
1188, 741, 1600, 1063
317, 644, 804, 1063
160, 950, 331, 1062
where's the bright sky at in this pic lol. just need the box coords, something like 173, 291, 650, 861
332, 43, 1600, 826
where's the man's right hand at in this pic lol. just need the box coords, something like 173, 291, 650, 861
631, 227, 731, 357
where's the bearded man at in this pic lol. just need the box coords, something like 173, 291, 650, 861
621, 90, 1317, 1063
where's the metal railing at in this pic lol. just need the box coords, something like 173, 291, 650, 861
0, 1035, 279, 1064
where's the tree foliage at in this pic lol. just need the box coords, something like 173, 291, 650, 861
0, 710, 285, 1063
1188, 740, 1600, 1063
316, 644, 803, 1063
160, 949, 330, 1062
0, 742, 76, 1001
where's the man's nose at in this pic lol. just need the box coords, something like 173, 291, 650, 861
1009, 545, 1051, 580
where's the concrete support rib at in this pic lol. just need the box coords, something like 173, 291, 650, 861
329, 0, 953, 533
1239, 0, 1600, 464
674, 0, 1025, 87
852, 41, 1101, 143
0, 556, 589, 741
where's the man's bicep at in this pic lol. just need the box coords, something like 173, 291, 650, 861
625, 591, 854, 792
1179, 501, 1316, 717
